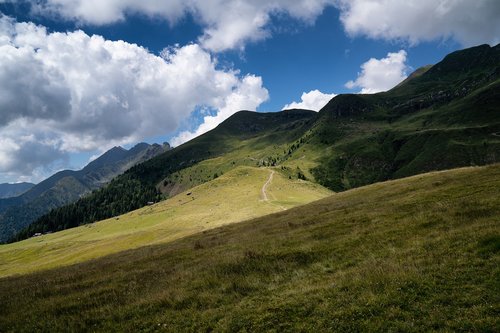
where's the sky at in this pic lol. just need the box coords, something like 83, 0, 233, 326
0, 0, 499, 184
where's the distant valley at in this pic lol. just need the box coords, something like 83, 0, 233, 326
0, 183, 34, 199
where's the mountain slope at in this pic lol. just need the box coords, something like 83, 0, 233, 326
0, 183, 34, 199
0, 166, 331, 277
12, 43, 500, 242
12, 110, 316, 241
1, 164, 498, 331
0, 143, 170, 242
309, 43, 500, 190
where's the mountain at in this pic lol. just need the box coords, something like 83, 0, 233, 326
310, 43, 499, 190
0, 142, 170, 242
0, 183, 34, 199
1, 164, 498, 331
12, 43, 500, 242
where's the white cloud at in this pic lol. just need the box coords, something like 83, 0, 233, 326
0, 16, 268, 182
4, 0, 500, 52
28, 0, 334, 52
192, 0, 331, 52
171, 75, 268, 146
282, 89, 336, 111
336, 0, 500, 47
345, 50, 408, 94
33, 0, 187, 25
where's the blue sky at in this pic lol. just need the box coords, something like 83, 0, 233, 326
0, 0, 499, 183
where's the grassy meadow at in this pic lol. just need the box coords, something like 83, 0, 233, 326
0, 166, 331, 277
0, 164, 498, 331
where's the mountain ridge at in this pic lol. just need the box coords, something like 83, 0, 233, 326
0, 183, 35, 199
11, 43, 500, 242
0, 142, 170, 242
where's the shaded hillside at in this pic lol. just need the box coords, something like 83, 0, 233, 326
0, 183, 34, 199
1, 164, 498, 331
0, 143, 170, 242
310, 43, 500, 190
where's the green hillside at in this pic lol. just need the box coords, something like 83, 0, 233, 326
310, 43, 500, 190
1, 164, 498, 332
12, 43, 499, 242
0, 166, 330, 277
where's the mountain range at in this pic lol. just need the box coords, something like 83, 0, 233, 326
13, 43, 498, 243
0, 142, 170, 242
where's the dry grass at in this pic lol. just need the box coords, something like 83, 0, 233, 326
0, 166, 331, 277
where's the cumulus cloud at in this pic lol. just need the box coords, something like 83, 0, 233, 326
336, 0, 500, 46
282, 90, 336, 111
0, 119, 69, 183
171, 75, 268, 146
5, 0, 499, 51
0, 16, 268, 181
345, 50, 408, 94
26, 0, 333, 52
18, 0, 500, 51
192, 0, 331, 52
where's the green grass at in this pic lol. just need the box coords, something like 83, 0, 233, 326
1, 164, 499, 332
0, 166, 331, 277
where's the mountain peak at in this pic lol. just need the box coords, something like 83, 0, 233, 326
425, 43, 499, 77
108, 146, 126, 152
213, 109, 316, 137
128, 142, 150, 155
131, 142, 149, 149
394, 65, 433, 88
318, 94, 372, 118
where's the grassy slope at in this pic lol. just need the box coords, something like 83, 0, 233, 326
0, 166, 331, 277
1, 164, 498, 332
11, 110, 317, 242
159, 130, 325, 196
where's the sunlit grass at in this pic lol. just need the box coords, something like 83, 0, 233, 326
0, 166, 331, 277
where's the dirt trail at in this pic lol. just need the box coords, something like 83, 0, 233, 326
261, 170, 274, 201
261, 170, 286, 211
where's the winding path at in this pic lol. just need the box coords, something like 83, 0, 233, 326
261, 170, 274, 201
261, 170, 286, 211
